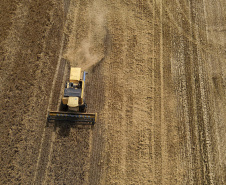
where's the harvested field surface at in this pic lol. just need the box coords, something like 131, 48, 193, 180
0, 0, 225, 184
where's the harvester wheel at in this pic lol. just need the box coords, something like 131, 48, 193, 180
60, 101, 68, 111
79, 103, 87, 112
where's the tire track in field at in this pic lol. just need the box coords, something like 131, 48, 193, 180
168, 0, 215, 183
150, 1, 156, 183
101, 3, 127, 184
130, 1, 154, 183
161, 3, 225, 59
33, 34, 66, 183
86, 61, 106, 184
158, 1, 169, 184
153, 1, 163, 184
190, 1, 213, 183
185, 2, 201, 183
162, 2, 181, 184
136, 1, 155, 183
123, 5, 144, 183
144, 1, 156, 183
113, 1, 161, 184
170, 1, 203, 184
203, 0, 226, 183
43, 61, 69, 184
83, 3, 110, 182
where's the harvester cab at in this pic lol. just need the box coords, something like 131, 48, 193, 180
62, 68, 86, 112
47, 67, 97, 125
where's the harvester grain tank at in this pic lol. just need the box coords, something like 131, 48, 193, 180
47, 67, 97, 125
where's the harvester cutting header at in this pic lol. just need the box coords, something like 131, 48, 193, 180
47, 67, 97, 125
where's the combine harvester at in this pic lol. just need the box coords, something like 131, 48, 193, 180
47, 67, 97, 125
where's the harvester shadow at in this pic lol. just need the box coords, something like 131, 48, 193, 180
54, 121, 93, 137
56, 122, 71, 137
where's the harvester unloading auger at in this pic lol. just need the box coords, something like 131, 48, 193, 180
47, 67, 97, 125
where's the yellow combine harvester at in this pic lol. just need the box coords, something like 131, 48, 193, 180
47, 67, 97, 125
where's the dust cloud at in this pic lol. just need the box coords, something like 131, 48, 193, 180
64, 0, 107, 70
